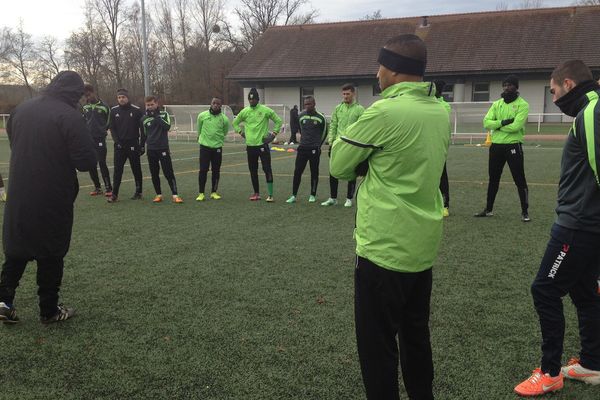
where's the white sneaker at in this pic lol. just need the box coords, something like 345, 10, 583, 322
321, 198, 337, 206
284, 142, 289, 145
344, 199, 353, 207
562, 358, 600, 385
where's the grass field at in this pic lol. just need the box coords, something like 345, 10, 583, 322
0, 137, 598, 400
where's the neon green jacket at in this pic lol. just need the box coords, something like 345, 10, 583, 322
438, 97, 452, 136
330, 82, 450, 273
438, 97, 452, 115
233, 104, 282, 146
483, 96, 529, 144
328, 101, 364, 143
197, 111, 230, 148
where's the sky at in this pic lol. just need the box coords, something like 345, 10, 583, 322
4, 0, 576, 41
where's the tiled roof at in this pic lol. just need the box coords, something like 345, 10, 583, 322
228, 6, 600, 81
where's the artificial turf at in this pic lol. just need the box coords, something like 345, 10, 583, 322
0, 138, 598, 399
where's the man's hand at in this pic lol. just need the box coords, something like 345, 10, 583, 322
501, 118, 515, 126
146, 109, 156, 117
139, 146, 146, 156
263, 133, 276, 144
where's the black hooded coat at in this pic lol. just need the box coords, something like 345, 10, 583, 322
3, 71, 97, 259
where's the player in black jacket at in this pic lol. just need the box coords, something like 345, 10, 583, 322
83, 84, 112, 196
286, 96, 327, 203
107, 88, 145, 202
142, 96, 182, 203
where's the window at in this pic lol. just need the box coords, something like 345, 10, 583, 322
300, 87, 314, 105
373, 83, 382, 96
472, 82, 490, 102
442, 84, 454, 102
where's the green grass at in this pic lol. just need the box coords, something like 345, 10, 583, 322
0, 139, 598, 399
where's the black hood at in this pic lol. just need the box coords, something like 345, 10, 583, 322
554, 80, 600, 118
44, 71, 85, 108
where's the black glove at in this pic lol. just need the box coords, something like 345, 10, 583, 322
355, 160, 369, 176
146, 109, 156, 117
501, 118, 514, 126
263, 133, 276, 144
139, 146, 146, 156
116, 142, 122, 149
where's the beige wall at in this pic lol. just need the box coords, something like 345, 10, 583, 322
264, 86, 299, 107
252, 84, 380, 117
468, 79, 549, 121
248, 79, 554, 122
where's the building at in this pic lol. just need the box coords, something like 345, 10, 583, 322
228, 6, 600, 122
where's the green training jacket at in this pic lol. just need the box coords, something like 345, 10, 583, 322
439, 97, 452, 115
328, 101, 364, 143
330, 82, 450, 273
233, 104, 282, 146
197, 110, 230, 148
483, 96, 529, 144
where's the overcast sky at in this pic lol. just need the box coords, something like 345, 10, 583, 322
4, 0, 575, 41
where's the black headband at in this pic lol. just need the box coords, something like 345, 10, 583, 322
377, 48, 426, 76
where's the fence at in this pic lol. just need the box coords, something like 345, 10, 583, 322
0, 114, 8, 131
449, 102, 572, 144
0, 105, 572, 145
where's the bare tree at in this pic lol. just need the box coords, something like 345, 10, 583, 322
0, 28, 10, 60
174, 0, 191, 52
154, 0, 185, 97
190, 0, 225, 88
496, 2, 509, 10
282, 0, 318, 25
65, 1, 108, 90
573, 0, 600, 4
93, 0, 128, 87
192, 0, 223, 52
228, 0, 317, 52
361, 10, 383, 20
36, 36, 62, 84
219, 20, 248, 52
518, 0, 544, 8
2, 22, 37, 97
155, 0, 180, 63
120, 2, 145, 94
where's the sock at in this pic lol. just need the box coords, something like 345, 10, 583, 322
267, 182, 273, 196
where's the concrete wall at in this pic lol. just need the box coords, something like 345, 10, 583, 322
249, 85, 378, 117
264, 86, 298, 107
461, 79, 549, 121
313, 86, 344, 115
517, 80, 548, 117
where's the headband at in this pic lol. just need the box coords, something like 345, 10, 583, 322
377, 48, 426, 76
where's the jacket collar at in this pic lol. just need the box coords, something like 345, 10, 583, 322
381, 81, 436, 99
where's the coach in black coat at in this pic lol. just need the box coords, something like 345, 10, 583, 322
289, 105, 300, 143
0, 71, 97, 323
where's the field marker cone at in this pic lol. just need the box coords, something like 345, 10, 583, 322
484, 131, 492, 147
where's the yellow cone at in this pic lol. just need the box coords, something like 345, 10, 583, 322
484, 131, 492, 147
